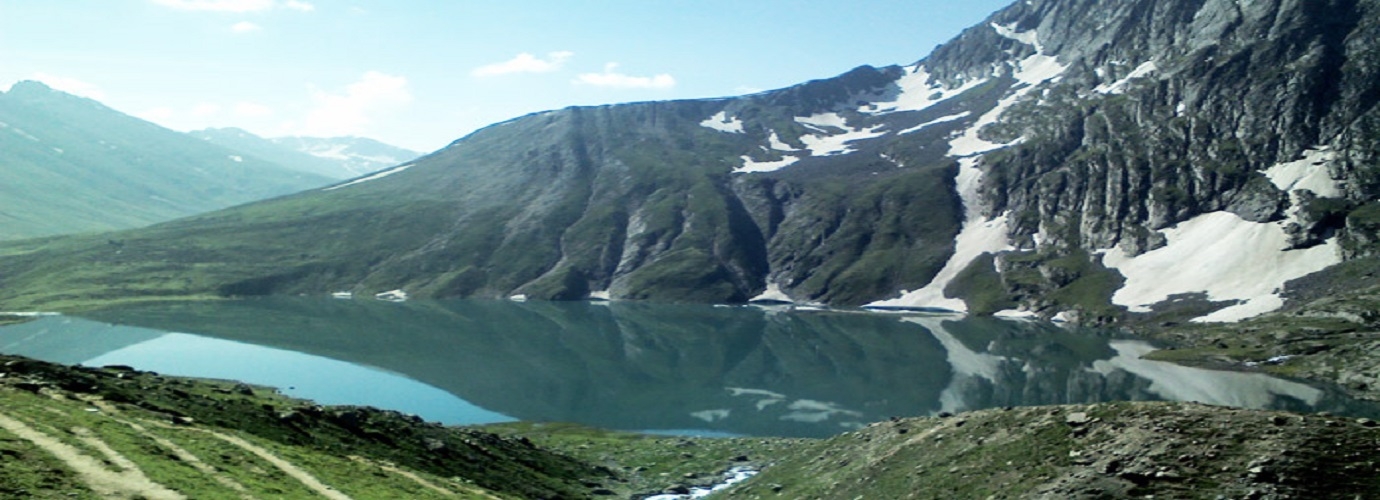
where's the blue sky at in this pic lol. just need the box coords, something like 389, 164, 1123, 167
0, 0, 1014, 152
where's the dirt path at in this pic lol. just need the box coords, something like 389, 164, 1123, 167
122, 419, 258, 499
204, 430, 353, 500
348, 456, 459, 498
0, 410, 185, 500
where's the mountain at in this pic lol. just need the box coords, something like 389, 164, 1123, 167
271, 135, 422, 178
0, 81, 334, 241
189, 127, 404, 180
1, 0, 1377, 325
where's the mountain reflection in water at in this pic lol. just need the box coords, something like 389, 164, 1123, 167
0, 298, 1367, 438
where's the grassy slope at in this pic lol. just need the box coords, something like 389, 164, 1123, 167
722, 402, 1380, 499
0, 82, 333, 241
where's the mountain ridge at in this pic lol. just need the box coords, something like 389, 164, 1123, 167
0, 0, 1377, 326
0, 81, 334, 241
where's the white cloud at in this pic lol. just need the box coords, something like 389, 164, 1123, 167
472, 51, 574, 77
574, 63, 675, 89
231, 21, 261, 33
191, 102, 222, 117
290, 71, 412, 137
283, 0, 314, 11
31, 73, 107, 100
234, 101, 274, 117
152, 0, 276, 12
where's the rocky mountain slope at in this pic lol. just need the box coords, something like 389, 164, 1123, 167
0, 82, 333, 241
724, 402, 1380, 500
192, 128, 421, 180
1, 0, 1377, 325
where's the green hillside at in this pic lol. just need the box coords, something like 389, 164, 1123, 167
0, 81, 333, 241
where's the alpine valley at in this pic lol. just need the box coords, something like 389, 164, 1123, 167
5, 0, 1378, 321
4, 0, 1380, 497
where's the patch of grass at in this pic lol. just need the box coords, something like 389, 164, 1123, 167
945, 253, 1017, 314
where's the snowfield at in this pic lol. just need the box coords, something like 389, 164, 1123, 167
1100, 211, 1341, 323
323, 163, 414, 191
1094, 61, 1159, 94
699, 111, 745, 134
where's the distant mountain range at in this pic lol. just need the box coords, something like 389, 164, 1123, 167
0, 81, 418, 241
191, 128, 420, 180
1, 0, 1377, 328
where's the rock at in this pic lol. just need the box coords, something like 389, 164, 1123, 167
1066, 412, 1092, 426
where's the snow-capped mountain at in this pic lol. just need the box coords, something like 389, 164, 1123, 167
272, 136, 421, 178
2, 0, 1376, 326
193, 128, 421, 180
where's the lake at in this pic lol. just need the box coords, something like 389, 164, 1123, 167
0, 298, 1370, 438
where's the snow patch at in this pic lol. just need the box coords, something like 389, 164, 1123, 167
863, 66, 988, 115
588, 290, 611, 301
305, 144, 351, 161
374, 289, 408, 302
798, 125, 885, 156
1099, 211, 1341, 322
1013, 53, 1066, 86
728, 387, 787, 411
795, 112, 850, 132
748, 283, 793, 303
905, 316, 1008, 414
793, 112, 886, 156
1264, 147, 1342, 198
699, 111, 745, 134
0, 311, 60, 317
323, 163, 414, 191
734, 154, 799, 174
948, 93, 1025, 157
690, 409, 731, 423
779, 399, 862, 423
897, 111, 971, 135
508, 294, 528, 302
993, 309, 1038, 320
1094, 61, 1159, 94
1090, 341, 1322, 407
991, 22, 1042, 49
727, 387, 786, 400
767, 131, 796, 152
228, 155, 243, 163
866, 158, 1014, 312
